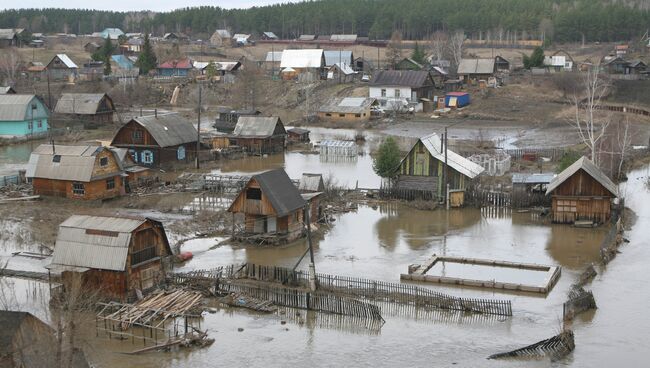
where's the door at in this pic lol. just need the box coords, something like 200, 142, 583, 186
253, 217, 265, 233
267, 217, 277, 233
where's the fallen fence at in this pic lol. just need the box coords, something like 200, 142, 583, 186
488, 330, 575, 360
599, 218, 623, 263
460, 147, 567, 162
563, 286, 596, 321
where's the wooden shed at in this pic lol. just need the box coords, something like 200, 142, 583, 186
26, 144, 125, 200
395, 133, 484, 203
287, 127, 310, 144
228, 169, 308, 243
229, 116, 286, 155
47, 215, 173, 299
546, 156, 618, 224
110, 113, 198, 168
54, 93, 116, 124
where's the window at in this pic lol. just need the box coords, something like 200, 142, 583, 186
246, 187, 262, 200
355, 114, 361, 118
132, 130, 143, 141
27, 122, 33, 130
141, 150, 154, 165
129, 149, 138, 163
339, 114, 345, 117
52, 155, 61, 163
100, 157, 108, 166
381, 89, 386, 97
106, 178, 115, 190
72, 182, 85, 196
177, 146, 186, 160
326, 113, 332, 117
37, 121, 43, 128
395, 89, 401, 98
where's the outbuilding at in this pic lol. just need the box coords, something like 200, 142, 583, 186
229, 116, 286, 155
445, 92, 470, 108
318, 97, 377, 122
54, 93, 116, 124
46, 54, 78, 81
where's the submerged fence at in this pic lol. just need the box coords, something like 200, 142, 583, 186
178, 263, 513, 316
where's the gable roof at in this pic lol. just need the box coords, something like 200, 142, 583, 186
26, 144, 122, 181
280, 49, 324, 68
545, 156, 618, 196
119, 113, 198, 147
49, 215, 169, 272
54, 93, 113, 115
0, 86, 16, 94
0, 29, 20, 40
253, 169, 306, 216
397, 57, 424, 69
0, 94, 47, 121
331, 34, 357, 42
324, 50, 353, 66
214, 29, 231, 38
299, 173, 324, 192
457, 58, 495, 75
330, 62, 355, 75
263, 32, 278, 39
319, 97, 376, 114
402, 133, 484, 179
232, 116, 285, 137
158, 58, 192, 69
370, 70, 433, 88
51, 54, 78, 69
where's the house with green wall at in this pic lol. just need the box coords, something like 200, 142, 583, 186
396, 133, 484, 199
0, 94, 50, 138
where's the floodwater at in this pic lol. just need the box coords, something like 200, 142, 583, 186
0, 142, 37, 176
425, 261, 552, 287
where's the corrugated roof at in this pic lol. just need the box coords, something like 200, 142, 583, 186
0, 94, 46, 121
111, 55, 135, 69
263, 32, 278, 39
254, 169, 306, 217
26, 144, 122, 181
0, 29, 18, 40
54, 93, 112, 115
403, 134, 484, 179
457, 58, 495, 75
54, 54, 78, 69
545, 156, 618, 196
298, 35, 315, 41
280, 49, 324, 68
330, 62, 355, 75
265, 51, 283, 62
50, 215, 147, 271
123, 113, 198, 148
299, 173, 324, 192
215, 29, 231, 38
512, 173, 555, 184
369, 70, 432, 87
319, 97, 376, 114
324, 50, 353, 66
330, 34, 357, 42
232, 116, 285, 137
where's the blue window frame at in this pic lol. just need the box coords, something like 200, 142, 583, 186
141, 150, 154, 164
177, 146, 186, 160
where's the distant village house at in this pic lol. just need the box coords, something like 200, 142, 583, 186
369, 70, 436, 112
318, 97, 377, 122
54, 93, 116, 124
46, 54, 78, 81
0, 94, 49, 138
229, 116, 286, 155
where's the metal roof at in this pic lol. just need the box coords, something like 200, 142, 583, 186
111, 55, 135, 69
319, 97, 376, 114
324, 50, 353, 66
0, 29, 18, 40
280, 49, 324, 68
330, 34, 357, 42
232, 34, 251, 40
545, 156, 618, 196
54, 93, 113, 115
457, 58, 495, 75
0, 86, 15, 94
299, 173, 324, 192
215, 29, 231, 38
53, 54, 78, 69
298, 35, 315, 41
405, 133, 484, 179
253, 169, 306, 217
319, 140, 356, 147
100, 28, 124, 40
193, 61, 241, 71
265, 51, 283, 62
26, 144, 122, 181
330, 62, 355, 75
512, 173, 555, 184
0, 94, 47, 121
50, 215, 147, 272
124, 113, 198, 147
263, 32, 278, 39
232, 116, 285, 137
369, 70, 432, 87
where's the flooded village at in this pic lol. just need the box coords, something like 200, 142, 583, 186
1, 2, 650, 367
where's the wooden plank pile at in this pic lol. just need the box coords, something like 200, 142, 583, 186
219, 292, 277, 313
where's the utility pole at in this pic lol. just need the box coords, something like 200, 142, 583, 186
443, 127, 448, 209
304, 206, 316, 291
195, 83, 201, 169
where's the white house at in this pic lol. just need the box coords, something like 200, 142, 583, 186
368, 70, 435, 111
544, 55, 574, 72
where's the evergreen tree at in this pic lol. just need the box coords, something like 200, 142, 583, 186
205, 61, 218, 78
411, 42, 425, 64
135, 34, 158, 75
103, 54, 111, 76
373, 137, 401, 178
523, 46, 545, 69
92, 37, 114, 62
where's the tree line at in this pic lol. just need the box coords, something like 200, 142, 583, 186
1, 0, 649, 43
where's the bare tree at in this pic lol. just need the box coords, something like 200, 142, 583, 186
386, 31, 403, 69
428, 31, 448, 62
448, 31, 465, 72
569, 67, 610, 167
0, 47, 22, 85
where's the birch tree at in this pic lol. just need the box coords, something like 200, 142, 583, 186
570, 67, 610, 167
448, 31, 465, 72
0, 47, 21, 85
428, 31, 447, 62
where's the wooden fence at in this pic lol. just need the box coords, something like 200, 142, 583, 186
488, 330, 575, 360
0, 174, 22, 188
460, 147, 567, 162
465, 187, 551, 209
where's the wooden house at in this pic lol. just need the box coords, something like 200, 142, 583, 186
228, 169, 308, 243
229, 116, 286, 155
546, 156, 618, 224
47, 215, 173, 299
0, 94, 50, 138
157, 58, 192, 77
327, 62, 355, 83
287, 127, 310, 143
395, 57, 424, 71
110, 113, 198, 167
0, 311, 59, 368
0, 29, 19, 48
210, 29, 232, 47
109, 147, 154, 190
395, 133, 484, 205
54, 93, 116, 124
494, 56, 510, 71
318, 97, 377, 122
369, 70, 436, 111
280, 49, 325, 80
26, 144, 125, 200
214, 106, 261, 132
457, 58, 496, 82
46, 54, 78, 81
84, 41, 100, 53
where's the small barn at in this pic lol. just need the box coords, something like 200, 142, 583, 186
318, 97, 377, 122
214, 106, 261, 132
54, 93, 116, 124
46, 54, 78, 81
546, 156, 618, 224
457, 58, 496, 82
327, 62, 355, 83
395, 133, 484, 204
287, 127, 310, 143
84, 41, 100, 53
26, 144, 125, 200
0, 311, 59, 368
0, 29, 19, 48
229, 116, 286, 155
261, 32, 278, 40
228, 169, 308, 243
0, 94, 49, 138
110, 113, 198, 167
324, 50, 354, 67
299, 173, 325, 192
494, 56, 510, 71
280, 49, 325, 80
210, 29, 232, 47
0, 86, 16, 94
47, 215, 173, 299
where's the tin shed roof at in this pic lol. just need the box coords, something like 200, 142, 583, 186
123, 113, 198, 147
232, 116, 285, 137
0, 94, 46, 121
265, 51, 283, 62
319, 97, 376, 114
254, 169, 306, 217
512, 173, 555, 184
457, 58, 495, 75
546, 156, 618, 196
299, 173, 324, 192
403, 133, 484, 179
280, 49, 324, 68
369, 70, 432, 87
53, 54, 78, 69
26, 144, 122, 181
54, 93, 113, 115
324, 50, 353, 66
